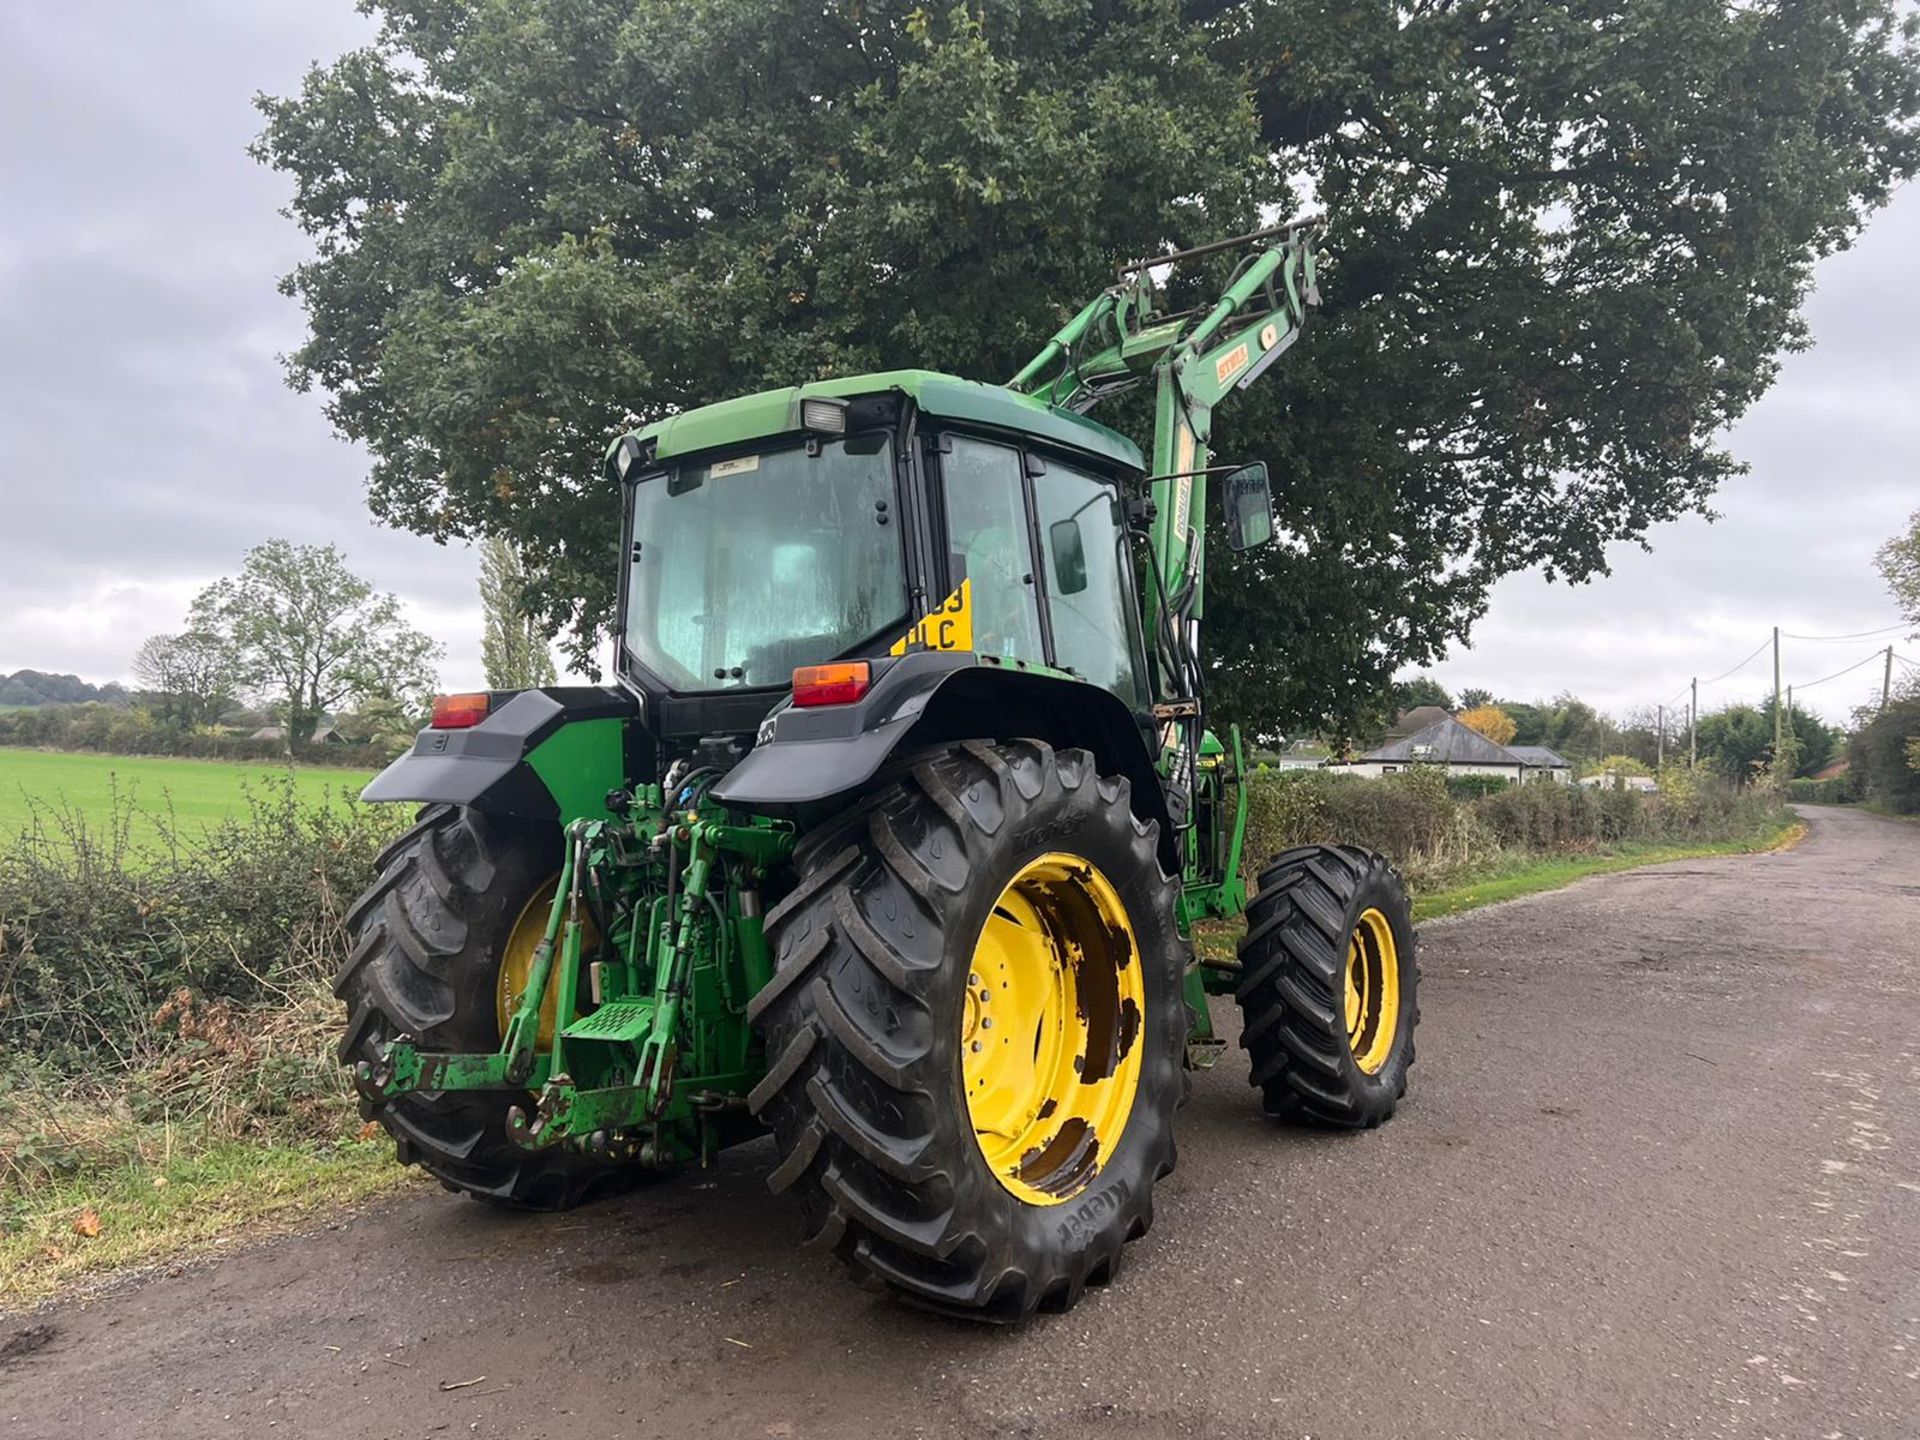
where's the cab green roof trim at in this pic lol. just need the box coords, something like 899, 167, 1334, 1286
623, 369, 1144, 471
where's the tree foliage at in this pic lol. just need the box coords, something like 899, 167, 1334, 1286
131, 631, 241, 731
188, 541, 443, 747
1769, 698, 1840, 778
1538, 695, 1614, 765
1458, 703, 1517, 746
1694, 703, 1773, 783
1389, 674, 1453, 714
1877, 507, 1920, 633
479, 536, 558, 690
0, 670, 128, 708
1849, 689, 1920, 812
257, 1, 1920, 736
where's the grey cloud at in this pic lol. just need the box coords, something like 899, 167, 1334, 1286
0, 2, 487, 687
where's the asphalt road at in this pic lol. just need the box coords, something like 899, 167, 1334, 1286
5, 804, 1916, 1439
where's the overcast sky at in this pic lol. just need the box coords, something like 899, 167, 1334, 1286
2, 3, 1914, 724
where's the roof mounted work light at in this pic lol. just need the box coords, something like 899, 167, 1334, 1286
800, 397, 848, 435
612, 435, 645, 481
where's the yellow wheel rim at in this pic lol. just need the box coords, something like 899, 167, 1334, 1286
1344, 907, 1401, 1075
495, 878, 596, 1047
962, 853, 1145, 1207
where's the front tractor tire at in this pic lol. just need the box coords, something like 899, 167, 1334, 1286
749, 741, 1185, 1322
337, 805, 637, 1208
1234, 845, 1419, 1127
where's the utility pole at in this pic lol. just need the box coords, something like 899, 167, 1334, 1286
1772, 626, 1783, 760
1657, 703, 1665, 768
1690, 677, 1697, 769
1887, 646, 1897, 713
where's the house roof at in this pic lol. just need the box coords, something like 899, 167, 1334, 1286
1507, 745, 1571, 768
1362, 716, 1520, 766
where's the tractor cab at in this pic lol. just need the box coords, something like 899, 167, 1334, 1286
607, 370, 1153, 731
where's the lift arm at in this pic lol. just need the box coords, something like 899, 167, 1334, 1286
1008, 217, 1323, 699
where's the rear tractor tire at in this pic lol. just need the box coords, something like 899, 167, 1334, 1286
749, 740, 1186, 1322
338, 804, 642, 1208
1234, 845, 1419, 1127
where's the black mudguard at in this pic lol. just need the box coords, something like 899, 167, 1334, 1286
711, 652, 1177, 874
361, 687, 644, 824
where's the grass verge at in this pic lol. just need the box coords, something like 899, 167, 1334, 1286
1409, 817, 1804, 920
1, 974, 416, 1315
0, 1140, 415, 1313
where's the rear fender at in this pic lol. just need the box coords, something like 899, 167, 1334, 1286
361, 687, 643, 825
710, 654, 1175, 875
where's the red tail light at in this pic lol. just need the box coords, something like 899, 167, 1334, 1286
431, 692, 491, 729
792, 662, 871, 708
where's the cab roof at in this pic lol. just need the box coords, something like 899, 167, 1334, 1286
621, 369, 1144, 472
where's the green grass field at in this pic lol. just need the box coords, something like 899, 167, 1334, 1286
0, 749, 378, 848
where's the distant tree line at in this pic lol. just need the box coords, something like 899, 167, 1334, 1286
0, 670, 129, 708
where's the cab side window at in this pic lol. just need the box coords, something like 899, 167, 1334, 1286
940, 437, 1045, 664
1032, 463, 1147, 707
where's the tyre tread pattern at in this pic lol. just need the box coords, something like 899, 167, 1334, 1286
751, 741, 1184, 1322
1233, 844, 1420, 1128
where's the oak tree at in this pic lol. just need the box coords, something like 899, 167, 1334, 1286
257, 1, 1920, 736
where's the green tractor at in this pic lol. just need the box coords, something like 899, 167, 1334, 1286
344, 221, 1418, 1321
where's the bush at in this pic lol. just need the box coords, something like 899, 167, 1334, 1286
1849, 697, 1920, 815
1444, 774, 1511, 800
0, 783, 407, 1209
1245, 768, 1488, 889
1784, 777, 1851, 805
1243, 766, 1785, 893
0, 780, 404, 1075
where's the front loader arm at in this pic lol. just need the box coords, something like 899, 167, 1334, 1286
1009, 219, 1323, 688
1010, 219, 1321, 918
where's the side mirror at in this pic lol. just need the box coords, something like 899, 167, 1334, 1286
1048, 517, 1090, 595
1223, 462, 1275, 551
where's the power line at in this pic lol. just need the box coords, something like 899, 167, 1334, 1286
1779, 622, 1910, 642
1640, 630, 1909, 744
1697, 635, 1772, 688
1786, 650, 1886, 692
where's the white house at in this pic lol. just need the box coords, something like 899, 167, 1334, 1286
1326, 717, 1573, 785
